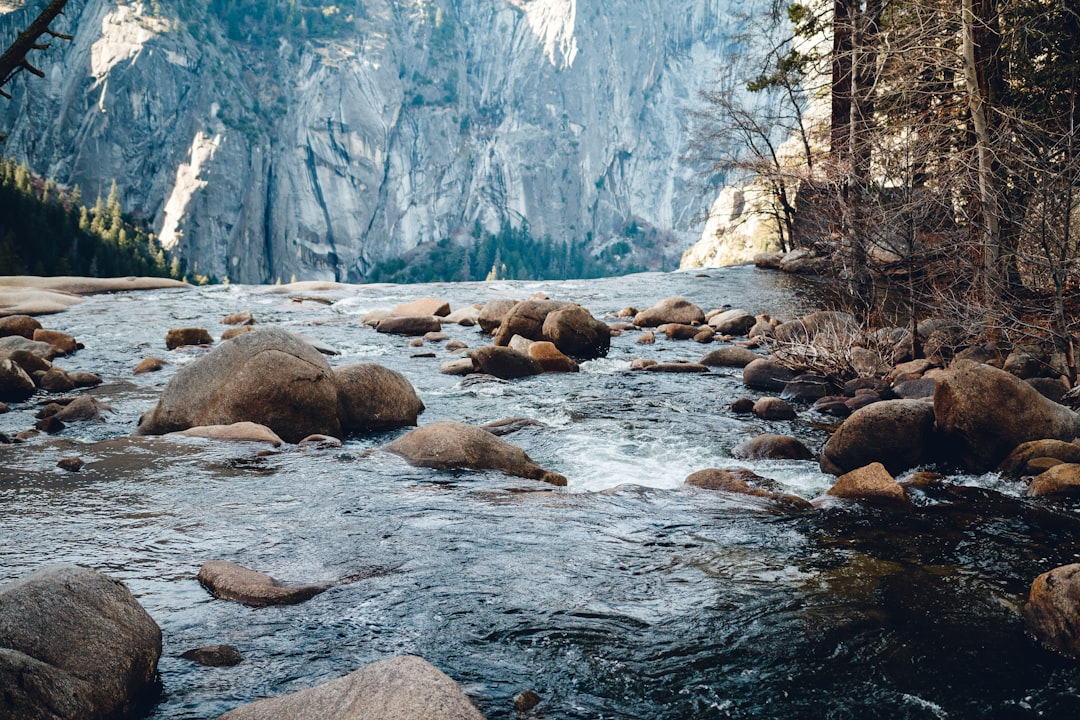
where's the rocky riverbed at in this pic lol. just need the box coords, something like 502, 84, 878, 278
4, 267, 1080, 719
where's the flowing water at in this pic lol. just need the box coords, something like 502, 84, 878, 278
3, 266, 1080, 719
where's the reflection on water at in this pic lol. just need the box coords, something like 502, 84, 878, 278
1, 268, 1080, 718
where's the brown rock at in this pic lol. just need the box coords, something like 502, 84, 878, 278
222, 310, 255, 326
820, 399, 936, 476
469, 346, 543, 380
742, 357, 799, 391
68, 371, 102, 388
730, 398, 755, 414
997, 439, 1080, 479
514, 689, 542, 712
493, 299, 569, 347
383, 421, 566, 485
0, 335, 59, 362
393, 298, 451, 317
732, 434, 814, 461
440, 358, 475, 375
444, 305, 481, 326
528, 341, 580, 373
1024, 564, 1080, 657
665, 323, 700, 340
423, 331, 449, 343
334, 363, 425, 434
376, 316, 441, 336
180, 645, 243, 667
700, 346, 759, 368
1027, 377, 1069, 403
781, 374, 835, 403
0, 565, 161, 720
934, 360, 1080, 472
136, 328, 342, 443
35, 415, 65, 433
478, 298, 519, 334
446, 339, 469, 352
221, 326, 255, 341
0, 357, 36, 402
827, 462, 909, 505
134, 356, 167, 374
54, 396, 113, 422
0, 314, 42, 339
1028, 464, 1080, 497
637, 330, 656, 345
216, 655, 486, 720
166, 327, 213, 350
57, 457, 84, 472
541, 304, 610, 358
632, 297, 705, 327
38, 367, 75, 393
892, 377, 936, 399
32, 329, 78, 356
693, 328, 715, 343
298, 434, 344, 450
644, 362, 710, 374
8, 348, 51, 375
173, 422, 284, 446
708, 309, 756, 335
630, 358, 657, 370
197, 561, 327, 607
754, 251, 784, 269
753, 397, 797, 420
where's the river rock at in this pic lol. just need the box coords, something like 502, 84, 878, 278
69, 371, 103, 388
197, 561, 328, 607
8, 349, 50, 376
934, 360, 1080, 472
166, 327, 213, 350
781, 374, 835, 403
0, 357, 36, 402
334, 363, 425, 433
541, 304, 611, 358
493, 299, 569, 347
514, 690, 542, 712
38, 367, 74, 393
637, 330, 656, 344
54, 396, 113, 422
892, 377, 936, 399
383, 421, 566, 485
1024, 564, 1080, 657
376, 316, 441, 336
699, 346, 759, 368
820, 399, 937, 476
173, 422, 284, 446
997, 440, 1080, 479
708, 309, 756, 335
754, 251, 784, 269
753, 397, 797, 420
393, 298, 451, 317
0, 335, 59, 361
773, 310, 858, 344
222, 310, 255, 326
478, 299, 518, 334
1027, 377, 1069, 403
644, 361, 710, 373
134, 356, 167, 374
1027, 464, 1080, 497
632, 297, 705, 327
0, 314, 42, 339
444, 305, 481, 326
57, 456, 85, 472
440, 358, 475, 375
826, 462, 910, 505
32, 329, 78, 356
731, 434, 814, 461
135, 327, 342, 443
743, 358, 800, 391
664, 323, 700, 340
215, 655, 486, 720
468, 346, 543, 379
685, 468, 812, 508
180, 645, 243, 667
528, 342, 579, 373
0, 565, 162, 720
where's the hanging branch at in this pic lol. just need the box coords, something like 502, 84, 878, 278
0, 0, 72, 100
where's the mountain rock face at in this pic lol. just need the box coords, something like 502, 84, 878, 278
1, 0, 748, 282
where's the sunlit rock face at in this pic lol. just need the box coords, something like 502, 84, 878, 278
0, 0, 752, 282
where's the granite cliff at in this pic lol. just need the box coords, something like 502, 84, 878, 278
1, 0, 749, 281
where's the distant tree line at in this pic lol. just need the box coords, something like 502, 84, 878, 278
366, 222, 648, 284
0, 157, 180, 279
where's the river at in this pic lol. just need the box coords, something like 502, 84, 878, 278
2, 266, 1080, 718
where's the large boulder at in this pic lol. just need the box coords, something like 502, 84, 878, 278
731, 434, 814, 461
0, 357, 35, 402
172, 422, 284, 446
819, 399, 937, 476
197, 561, 328, 607
1027, 464, 1080, 498
0, 565, 162, 720
135, 327, 342, 443
934, 360, 1080, 472
216, 655, 486, 720
477, 299, 518, 334
742, 358, 800, 391
383, 421, 567, 485
541, 304, 610, 359
493, 300, 569, 347
1024, 564, 1080, 657
0, 314, 42, 339
632, 297, 705, 328
699, 346, 759, 368
334, 364, 425, 434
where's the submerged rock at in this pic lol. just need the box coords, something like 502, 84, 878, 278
0, 565, 162, 720
215, 655, 485, 720
383, 421, 566, 486
197, 561, 328, 607
180, 645, 243, 667
1025, 564, 1080, 657
172, 422, 284, 446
